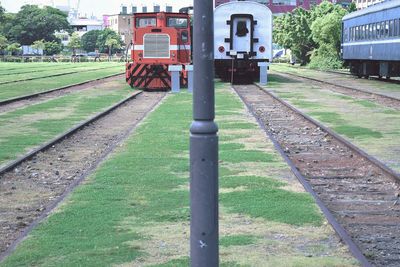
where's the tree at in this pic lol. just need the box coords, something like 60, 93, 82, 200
81, 30, 101, 52
44, 40, 63, 55
273, 1, 348, 67
309, 2, 348, 69
105, 36, 121, 60
68, 32, 81, 56
6, 5, 70, 45
96, 28, 123, 54
32, 39, 46, 55
0, 34, 7, 51
6, 42, 21, 55
0, 3, 4, 22
273, 8, 315, 65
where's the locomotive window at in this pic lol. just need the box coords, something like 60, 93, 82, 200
136, 17, 156, 27
181, 31, 188, 42
167, 18, 188, 28
236, 21, 249, 37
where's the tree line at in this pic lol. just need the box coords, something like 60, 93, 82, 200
0, 4, 124, 56
274, 1, 356, 69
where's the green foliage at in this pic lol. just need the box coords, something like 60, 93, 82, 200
274, 8, 315, 65
5, 42, 21, 55
68, 32, 81, 55
105, 36, 121, 57
0, 34, 7, 51
274, 1, 348, 68
96, 28, 124, 54
0, 3, 4, 22
81, 30, 101, 52
5, 5, 70, 45
308, 2, 347, 69
44, 40, 63, 55
31, 39, 45, 54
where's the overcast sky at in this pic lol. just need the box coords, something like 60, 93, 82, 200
1, 0, 194, 17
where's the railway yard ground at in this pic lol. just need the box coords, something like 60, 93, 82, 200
0, 62, 399, 266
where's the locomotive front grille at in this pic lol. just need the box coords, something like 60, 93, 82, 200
143, 34, 170, 58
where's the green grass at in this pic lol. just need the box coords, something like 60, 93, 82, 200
220, 235, 258, 247
333, 125, 383, 139
0, 82, 131, 166
309, 111, 345, 124
0, 64, 124, 101
0, 84, 334, 266
0, 65, 112, 83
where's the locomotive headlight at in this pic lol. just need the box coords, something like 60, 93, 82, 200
218, 46, 225, 53
259, 46, 265, 53
172, 52, 176, 57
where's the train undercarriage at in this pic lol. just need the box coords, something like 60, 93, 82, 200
348, 60, 400, 79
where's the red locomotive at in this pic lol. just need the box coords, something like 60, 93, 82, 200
126, 12, 191, 90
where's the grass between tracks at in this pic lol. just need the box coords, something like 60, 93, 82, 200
0, 63, 124, 101
0, 80, 132, 167
0, 64, 116, 84
272, 64, 400, 94
264, 72, 400, 173
1, 83, 357, 266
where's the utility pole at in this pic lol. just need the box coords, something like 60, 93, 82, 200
190, 0, 219, 266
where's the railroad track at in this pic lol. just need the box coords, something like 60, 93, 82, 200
0, 90, 166, 260
0, 66, 115, 85
234, 84, 400, 267
274, 70, 400, 110
0, 73, 124, 113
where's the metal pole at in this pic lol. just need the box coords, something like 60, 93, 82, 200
190, 0, 219, 266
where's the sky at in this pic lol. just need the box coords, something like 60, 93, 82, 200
0, 0, 194, 17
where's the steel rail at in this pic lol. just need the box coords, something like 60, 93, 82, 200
0, 73, 124, 107
0, 66, 115, 85
0, 90, 142, 177
275, 70, 400, 103
233, 84, 372, 266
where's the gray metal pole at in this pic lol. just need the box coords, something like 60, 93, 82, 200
190, 0, 219, 266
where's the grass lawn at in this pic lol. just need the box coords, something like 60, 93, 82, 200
272, 63, 400, 99
0, 83, 357, 266
0, 63, 125, 101
0, 62, 120, 74
0, 80, 132, 168
263, 72, 400, 173
0, 65, 114, 84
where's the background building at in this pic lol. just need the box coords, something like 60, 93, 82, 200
353, 0, 385, 9
215, 0, 352, 14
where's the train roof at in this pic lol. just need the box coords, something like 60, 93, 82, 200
342, 0, 400, 21
215, 0, 272, 12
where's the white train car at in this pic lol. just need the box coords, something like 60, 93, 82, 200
214, 0, 273, 83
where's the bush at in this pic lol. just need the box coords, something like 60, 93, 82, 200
308, 44, 343, 70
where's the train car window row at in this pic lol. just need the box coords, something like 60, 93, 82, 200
345, 18, 400, 42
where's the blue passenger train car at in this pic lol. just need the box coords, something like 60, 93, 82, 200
342, 1, 400, 78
